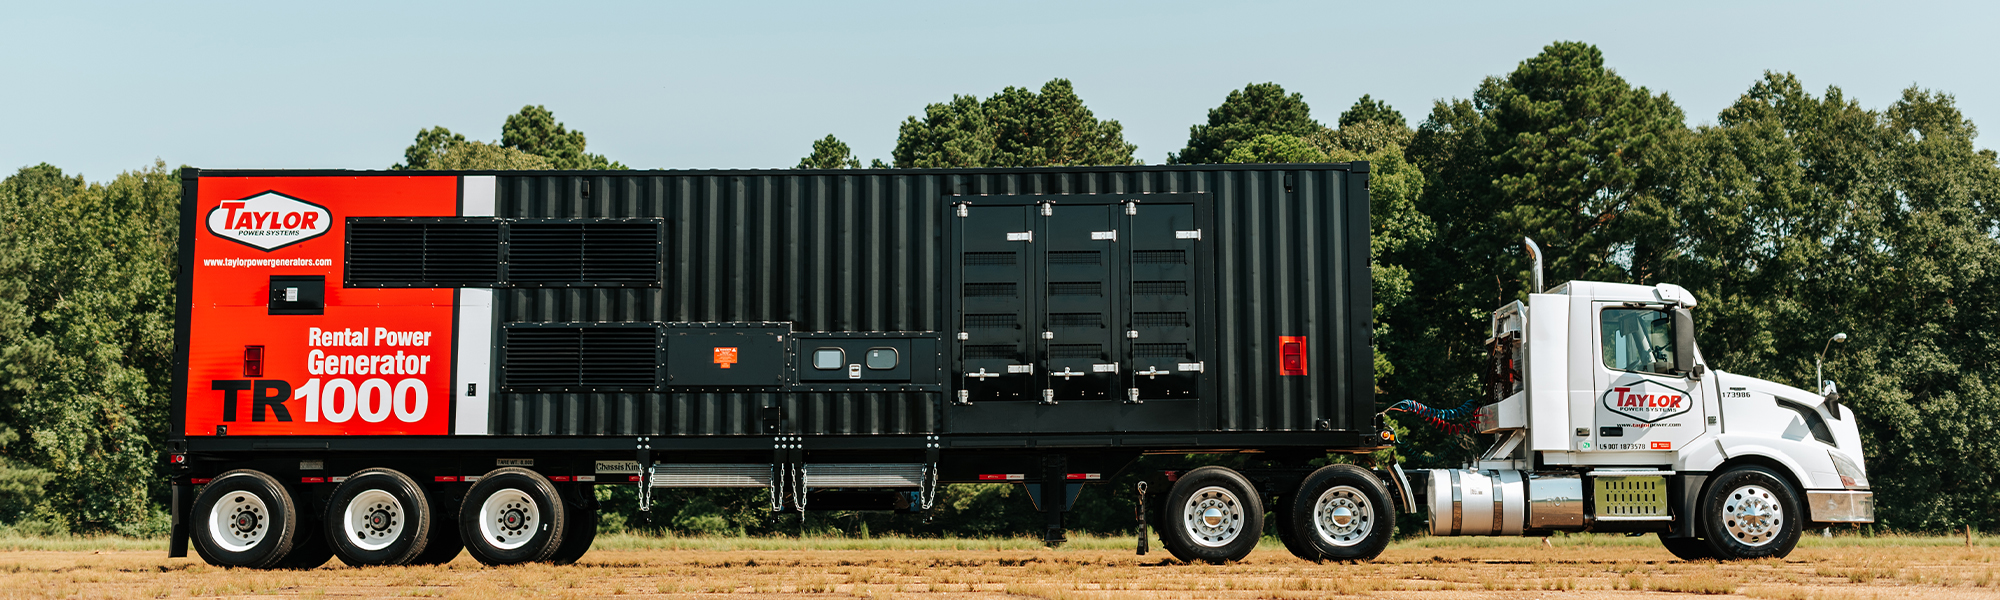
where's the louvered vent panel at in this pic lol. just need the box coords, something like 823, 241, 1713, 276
509, 222, 661, 285
1049, 282, 1103, 296
347, 221, 501, 286
502, 326, 659, 391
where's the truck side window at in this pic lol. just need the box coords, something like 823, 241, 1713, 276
1600, 308, 1677, 375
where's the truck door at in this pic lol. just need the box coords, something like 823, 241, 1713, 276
949, 195, 1212, 434
1587, 304, 1708, 454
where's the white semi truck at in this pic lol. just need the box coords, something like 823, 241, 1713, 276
1402, 240, 1874, 560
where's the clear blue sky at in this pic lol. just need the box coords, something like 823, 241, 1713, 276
6, 1, 1996, 180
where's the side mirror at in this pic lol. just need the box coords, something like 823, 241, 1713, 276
1821, 380, 1844, 420
1673, 308, 1698, 378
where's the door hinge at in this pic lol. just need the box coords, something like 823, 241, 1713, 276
1040, 202, 1053, 217
1175, 229, 1202, 240
1124, 201, 1138, 216
1006, 231, 1032, 242
1091, 230, 1117, 241
956, 332, 969, 340
955, 203, 969, 218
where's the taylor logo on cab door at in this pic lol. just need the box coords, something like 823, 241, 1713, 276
206, 191, 332, 251
1601, 379, 1693, 423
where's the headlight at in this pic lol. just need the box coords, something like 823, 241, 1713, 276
1829, 450, 1869, 489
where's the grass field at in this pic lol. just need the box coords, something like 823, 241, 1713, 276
0, 533, 1994, 599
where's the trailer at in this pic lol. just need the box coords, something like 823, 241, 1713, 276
170, 164, 1392, 568
169, 163, 1873, 569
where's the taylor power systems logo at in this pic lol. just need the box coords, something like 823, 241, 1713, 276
206, 191, 332, 251
1602, 379, 1693, 423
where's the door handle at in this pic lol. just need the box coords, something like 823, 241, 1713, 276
1137, 366, 1170, 379
967, 368, 1001, 379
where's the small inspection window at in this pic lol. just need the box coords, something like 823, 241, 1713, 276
812, 348, 845, 370
865, 347, 899, 370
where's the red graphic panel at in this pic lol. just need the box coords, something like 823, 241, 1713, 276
187, 176, 458, 436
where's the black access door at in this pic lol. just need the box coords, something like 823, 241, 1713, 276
1042, 203, 1120, 402
957, 201, 1038, 403
1125, 202, 1202, 401
949, 194, 1214, 435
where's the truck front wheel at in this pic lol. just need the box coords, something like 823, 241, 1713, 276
190, 470, 299, 569
459, 468, 568, 565
1698, 466, 1801, 560
1158, 466, 1263, 564
1280, 464, 1394, 562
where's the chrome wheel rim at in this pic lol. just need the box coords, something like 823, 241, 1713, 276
1313, 485, 1373, 547
342, 489, 405, 552
207, 490, 269, 553
1181, 485, 1245, 548
479, 488, 538, 550
1722, 483, 1783, 547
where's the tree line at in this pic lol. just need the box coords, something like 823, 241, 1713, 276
1, 40, 1993, 537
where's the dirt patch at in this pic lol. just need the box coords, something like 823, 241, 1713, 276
0, 538, 1994, 599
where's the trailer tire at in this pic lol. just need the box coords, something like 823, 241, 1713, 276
407, 491, 464, 565
271, 486, 333, 569
548, 496, 598, 566
189, 470, 299, 569
1660, 536, 1715, 561
1158, 466, 1263, 564
1280, 464, 1393, 562
459, 468, 567, 566
326, 469, 432, 566
1698, 466, 1801, 560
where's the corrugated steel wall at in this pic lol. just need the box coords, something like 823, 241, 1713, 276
488, 165, 1371, 437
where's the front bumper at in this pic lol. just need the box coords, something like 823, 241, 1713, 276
1806, 490, 1875, 523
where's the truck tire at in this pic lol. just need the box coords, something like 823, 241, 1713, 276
548, 498, 598, 565
459, 468, 567, 565
1157, 466, 1263, 564
1279, 464, 1394, 562
1660, 536, 1715, 561
407, 489, 463, 565
274, 486, 332, 569
1698, 466, 1801, 560
326, 469, 432, 566
189, 470, 299, 569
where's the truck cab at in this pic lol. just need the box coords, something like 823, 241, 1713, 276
1417, 244, 1873, 560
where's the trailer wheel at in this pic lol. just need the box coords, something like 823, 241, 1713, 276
1280, 464, 1393, 562
1158, 466, 1263, 564
189, 470, 299, 569
1660, 536, 1715, 561
548, 495, 598, 566
1698, 466, 1801, 560
459, 468, 567, 565
326, 469, 432, 566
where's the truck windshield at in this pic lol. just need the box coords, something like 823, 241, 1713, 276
1601, 308, 1676, 375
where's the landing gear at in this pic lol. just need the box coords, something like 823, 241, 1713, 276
458, 467, 568, 565
1157, 466, 1263, 564
1699, 466, 1801, 560
1278, 464, 1394, 562
190, 470, 300, 569
326, 469, 433, 566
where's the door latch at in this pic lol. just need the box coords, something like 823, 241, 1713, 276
1137, 366, 1169, 379
1126, 388, 1142, 404
967, 368, 1001, 379
1054, 367, 1083, 379
1041, 389, 1056, 405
